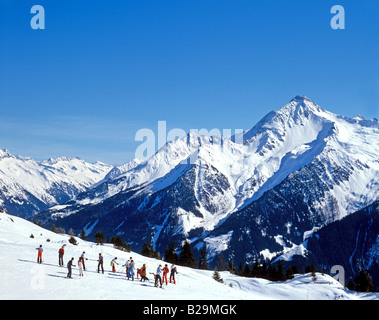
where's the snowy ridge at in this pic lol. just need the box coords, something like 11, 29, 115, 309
0, 152, 113, 217
42, 96, 379, 246
1, 211, 377, 300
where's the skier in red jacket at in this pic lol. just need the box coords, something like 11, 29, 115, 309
58, 246, 65, 266
162, 264, 170, 286
36, 245, 43, 264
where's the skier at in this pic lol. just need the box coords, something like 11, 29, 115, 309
80, 251, 87, 271
140, 264, 148, 282
58, 246, 65, 267
97, 253, 104, 274
123, 259, 130, 277
67, 257, 75, 278
170, 265, 178, 284
154, 264, 163, 288
162, 264, 170, 286
78, 257, 84, 277
110, 257, 118, 272
128, 259, 135, 281
36, 245, 43, 264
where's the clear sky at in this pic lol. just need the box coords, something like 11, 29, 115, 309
1, 0, 378, 165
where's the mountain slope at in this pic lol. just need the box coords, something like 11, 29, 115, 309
35, 96, 379, 266
1, 211, 377, 300
0, 151, 113, 218
278, 200, 379, 287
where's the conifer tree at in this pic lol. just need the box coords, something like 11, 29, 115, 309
213, 267, 224, 283
179, 240, 196, 268
141, 242, 155, 257
238, 261, 244, 276
227, 259, 236, 274
354, 269, 374, 292
276, 260, 286, 281
218, 251, 226, 271
95, 231, 104, 245
112, 235, 124, 249
80, 229, 86, 240
164, 241, 178, 264
251, 257, 260, 278
243, 263, 251, 277
198, 245, 209, 270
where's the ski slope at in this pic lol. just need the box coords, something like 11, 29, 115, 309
0, 211, 377, 300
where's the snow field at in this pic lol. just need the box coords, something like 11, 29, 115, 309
0, 212, 378, 300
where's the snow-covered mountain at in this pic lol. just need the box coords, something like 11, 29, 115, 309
0, 151, 113, 218
274, 200, 379, 288
34, 96, 379, 268
1, 211, 377, 300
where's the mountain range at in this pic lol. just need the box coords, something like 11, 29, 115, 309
1, 96, 378, 284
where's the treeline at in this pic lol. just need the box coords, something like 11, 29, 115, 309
47, 224, 377, 293
49, 225, 132, 252
140, 240, 197, 269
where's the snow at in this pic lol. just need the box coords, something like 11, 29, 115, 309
203, 231, 234, 259
1, 212, 378, 300
47, 96, 379, 241
0, 151, 113, 216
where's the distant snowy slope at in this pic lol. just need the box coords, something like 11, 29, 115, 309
0, 151, 113, 217
1, 211, 377, 300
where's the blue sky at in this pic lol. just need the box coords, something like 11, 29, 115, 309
1, 0, 378, 164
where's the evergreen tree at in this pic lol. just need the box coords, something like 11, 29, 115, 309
217, 252, 226, 271
51, 224, 57, 233
276, 260, 286, 281
251, 257, 260, 278
179, 240, 196, 268
111, 235, 131, 252
261, 260, 267, 279
213, 267, 224, 283
347, 278, 356, 291
243, 263, 251, 277
112, 235, 123, 248
227, 259, 236, 274
80, 229, 86, 240
141, 242, 155, 257
267, 263, 276, 281
354, 269, 374, 292
198, 245, 209, 270
305, 264, 316, 274
164, 241, 178, 264
286, 265, 299, 280
123, 241, 131, 252
94, 231, 104, 245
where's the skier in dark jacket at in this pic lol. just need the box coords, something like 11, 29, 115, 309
170, 265, 178, 284
97, 253, 104, 274
67, 258, 75, 278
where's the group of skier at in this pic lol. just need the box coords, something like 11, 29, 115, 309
153, 263, 178, 288
35, 244, 179, 287
109, 256, 179, 287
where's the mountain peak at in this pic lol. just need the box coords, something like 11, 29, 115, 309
290, 95, 313, 103
44, 156, 83, 165
280, 95, 326, 119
